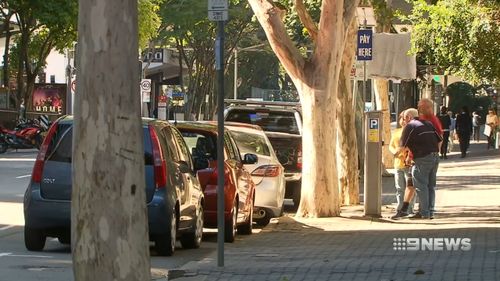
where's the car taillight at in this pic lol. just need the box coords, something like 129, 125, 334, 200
297, 145, 302, 170
32, 121, 59, 183
251, 165, 281, 177
149, 125, 167, 189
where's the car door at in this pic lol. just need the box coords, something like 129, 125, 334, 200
224, 132, 253, 223
164, 126, 197, 230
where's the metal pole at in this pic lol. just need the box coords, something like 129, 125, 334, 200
233, 48, 238, 99
66, 49, 72, 115
216, 20, 225, 268
362, 15, 367, 111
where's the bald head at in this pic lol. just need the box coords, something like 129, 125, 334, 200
418, 98, 434, 116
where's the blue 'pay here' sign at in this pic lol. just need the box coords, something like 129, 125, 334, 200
357, 29, 373, 61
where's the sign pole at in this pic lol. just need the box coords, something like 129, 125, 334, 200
209, 0, 228, 268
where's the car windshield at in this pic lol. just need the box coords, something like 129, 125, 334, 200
230, 130, 270, 157
225, 109, 299, 134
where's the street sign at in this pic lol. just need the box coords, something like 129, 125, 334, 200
368, 118, 379, 142
171, 91, 184, 101
141, 79, 151, 103
208, 0, 228, 21
357, 29, 373, 61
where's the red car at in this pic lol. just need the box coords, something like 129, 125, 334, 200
176, 122, 256, 242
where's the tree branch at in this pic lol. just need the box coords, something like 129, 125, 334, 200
248, 0, 305, 82
294, 0, 318, 42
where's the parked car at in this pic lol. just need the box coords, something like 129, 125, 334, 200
226, 122, 285, 226
176, 121, 256, 242
23, 116, 204, 256
224, 99, 302, 207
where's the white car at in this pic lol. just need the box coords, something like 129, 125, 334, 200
226, 122, 286, 226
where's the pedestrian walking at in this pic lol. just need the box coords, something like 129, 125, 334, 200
456, 106, 473, 158
448, 111, 456, 153
485, 108, 499, 149
472, 111, 482, 142
400, 108, 442, 219
389, 111, 416, 219
437, 106, 451, 159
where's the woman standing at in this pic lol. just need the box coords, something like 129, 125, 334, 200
455, 106, 472, 158
485, 109, 499, 149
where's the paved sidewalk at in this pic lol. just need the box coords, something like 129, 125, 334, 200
169, 141, 500, 281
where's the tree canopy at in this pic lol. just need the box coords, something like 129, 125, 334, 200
403, 0, 500, 84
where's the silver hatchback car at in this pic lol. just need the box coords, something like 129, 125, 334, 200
226, 122, 285, 226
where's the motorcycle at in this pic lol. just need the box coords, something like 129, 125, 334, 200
0, 119, 46, 154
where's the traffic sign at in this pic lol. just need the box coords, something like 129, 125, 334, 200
357, 29, 373, 61
208, 0, 228, 21
141, 79, 151, 103
140, 79, 151, 92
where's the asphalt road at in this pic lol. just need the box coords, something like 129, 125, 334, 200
0, 149, 224, 281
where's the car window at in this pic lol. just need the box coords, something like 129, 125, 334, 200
170, 127, 193, 168
46, 125, 154, 165
160, 126, 179, 162
180, 131, 217, 160
225, 109, 299, 134
47, 125, 72, 163
224, 132, 241, 161
230, 130, 270, 156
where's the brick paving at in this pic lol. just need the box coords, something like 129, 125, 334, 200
170, 141, 500, 281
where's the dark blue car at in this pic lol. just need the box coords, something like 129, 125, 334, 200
23, 116, 204, 256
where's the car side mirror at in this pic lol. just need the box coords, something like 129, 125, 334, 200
242, 153, 258, 165
178, 161, 191, 173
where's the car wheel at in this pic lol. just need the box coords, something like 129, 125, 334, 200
0, 141, 7, 154
292, 182, 301, 209
24, 227, 46, 251
237, 199, 253, 235
180, 204, 204, 249
255, 211, 271, 227
58, 235, 70, 245
34, 134, 43, 150
155, 211, 176, 256
224, 202, 237, 243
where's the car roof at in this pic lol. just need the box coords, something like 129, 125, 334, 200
56, 115, 170, 127
224, 122, 263, 131
175, 121, 227, 133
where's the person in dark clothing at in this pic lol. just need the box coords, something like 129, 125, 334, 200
455, 106, 473, 158
437, 106, 451, 159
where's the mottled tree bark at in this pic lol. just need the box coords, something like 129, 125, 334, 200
72, 1, 150, 280
249, 0, 360, 217
337, 20, 360, 205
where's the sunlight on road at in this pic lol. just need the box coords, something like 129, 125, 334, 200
0, 202, 24, 226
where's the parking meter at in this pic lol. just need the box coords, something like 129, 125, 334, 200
364, 111, 383, 217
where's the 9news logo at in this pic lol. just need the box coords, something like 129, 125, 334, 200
393, 237, 471, 251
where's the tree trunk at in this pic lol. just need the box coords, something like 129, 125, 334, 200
249, 0, 359, 217
373, 79, 393, 169
72, 1, 150, 280
2, 13, 12, 88
337, 20, 359, 205
298, 86, 340, 216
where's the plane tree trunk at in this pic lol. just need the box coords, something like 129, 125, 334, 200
72, 1, 150, 280
249, 0, 360, 217
337, 20, 360, 205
